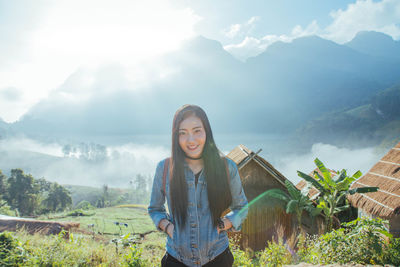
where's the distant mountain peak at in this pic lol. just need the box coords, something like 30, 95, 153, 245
351, 31, 395, 43
346, 31, 400, 60
181, 35, 224, 52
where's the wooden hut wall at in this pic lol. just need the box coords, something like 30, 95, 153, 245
389, 215, 400, 238
239, 160, 295, 251
301, 210, 325, 235
240, 160, 286, 199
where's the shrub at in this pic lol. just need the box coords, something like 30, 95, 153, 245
298, 217, 394, 265
0, 231, 27, 266
229, 235, 253, 266
66, 208, 95, 216
0, 202, 15, 216
257, 239, 293, 267
75, 200, 94, 210
15, 230, 122, 266
123, 243, 147, 266
231, 246, 253, 267
383, 237, 400, 266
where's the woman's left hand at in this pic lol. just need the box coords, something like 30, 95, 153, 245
217, 218, 233, 234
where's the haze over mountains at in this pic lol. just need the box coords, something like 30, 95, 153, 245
3, 31, 399, 146
1, 30, 399, 186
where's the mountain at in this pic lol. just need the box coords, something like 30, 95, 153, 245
10, 33, 400, 146
346, 31, 400, 61
0, 118, 11, 139
295, 83, 400, 149
244, 35, 398, 125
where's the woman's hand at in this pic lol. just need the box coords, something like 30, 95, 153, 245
159, 219, 174, 239
217, 218, 233, 234
166, 223, 174, 239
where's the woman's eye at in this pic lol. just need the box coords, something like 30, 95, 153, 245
179, 132, 186, 136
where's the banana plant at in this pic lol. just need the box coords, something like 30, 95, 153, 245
263, 180, 322, 233
297, 158, 378, 232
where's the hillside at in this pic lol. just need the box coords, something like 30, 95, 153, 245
8, 32, 400, 139
295, 84, 400, 149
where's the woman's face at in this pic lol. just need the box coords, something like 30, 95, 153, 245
178, 115, 206, 159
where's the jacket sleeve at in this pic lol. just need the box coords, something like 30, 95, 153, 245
147, 159, 169, 230
225, 158, 248, 231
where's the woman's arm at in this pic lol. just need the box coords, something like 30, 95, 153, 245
158, 218, 174, 238
224, 158, 248, 231
148, 160, 170, 231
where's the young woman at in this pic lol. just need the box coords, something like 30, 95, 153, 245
148, 104, 248, 267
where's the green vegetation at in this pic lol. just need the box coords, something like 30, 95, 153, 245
298, 217, 400, 266
0, 169, 72, 216
1, 205, 399, 266
262, 180, 321, 233
39, 206, 155, 237
296, 83, 400, 149
297, 158, 378, 231
65, 173, 151, 207
1, 158, 399, 266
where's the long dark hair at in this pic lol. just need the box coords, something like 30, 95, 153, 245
170, 104, 232, 228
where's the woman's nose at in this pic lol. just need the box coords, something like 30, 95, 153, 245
188, 133, 195, 142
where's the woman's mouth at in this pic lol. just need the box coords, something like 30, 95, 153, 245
187, 145, 199, 151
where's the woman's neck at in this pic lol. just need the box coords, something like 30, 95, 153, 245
185, 158, 204, 173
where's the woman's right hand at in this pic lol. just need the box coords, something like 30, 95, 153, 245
159, 219, 174, 239
166, 223, 174, 239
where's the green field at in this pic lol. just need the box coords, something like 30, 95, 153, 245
39, 205, 155, 237
2, 207, 399, 266
37, 205, 166, 264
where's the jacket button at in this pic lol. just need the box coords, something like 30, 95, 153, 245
191, 244, 198, 248
191, 223, 197, 227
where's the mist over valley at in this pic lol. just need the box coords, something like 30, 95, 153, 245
1, 31, 399, 190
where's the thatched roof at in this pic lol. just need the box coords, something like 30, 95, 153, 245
226, 144, 287, 187
296, 168, 337, 200
348, 141, 400, 219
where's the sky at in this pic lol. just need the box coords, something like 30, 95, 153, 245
1, 0, 400, 122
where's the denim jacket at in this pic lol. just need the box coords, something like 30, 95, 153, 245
148, 157, 248, 267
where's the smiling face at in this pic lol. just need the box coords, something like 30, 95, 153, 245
178, 115, 206, 159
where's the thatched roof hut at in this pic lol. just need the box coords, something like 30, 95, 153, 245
348, 141, 400, 237
227, 145, 322, 251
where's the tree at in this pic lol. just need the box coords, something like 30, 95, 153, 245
297, 158, 378, 232
96, 184, 110, 208
0, 170, 7, 200
263, 180, 321, 233
43, 183, 72, 212
7, 169, 39, 216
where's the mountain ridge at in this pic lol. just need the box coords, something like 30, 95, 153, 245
5, 31, 400, 149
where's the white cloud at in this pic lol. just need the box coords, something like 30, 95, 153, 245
223, 21, 316, 61
224, 0, 400, 60
223, 16, 260, 39
276, 143, 384, 185
0, 137, 64, 157
0, 136, 170, 187
224, 37, 266, 61
291, 20, 320, 38
0, 87, 22, 102
323, 0, 400, 43
0, 87, 30, 122
0, 0, 200, 122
